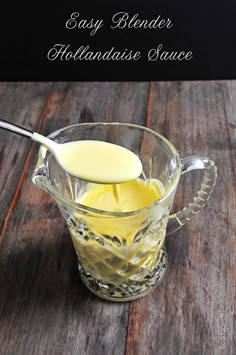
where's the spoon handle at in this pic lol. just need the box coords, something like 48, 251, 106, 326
0, 119, 33, 139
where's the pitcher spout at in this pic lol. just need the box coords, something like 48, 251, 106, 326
31, 146, 49, 191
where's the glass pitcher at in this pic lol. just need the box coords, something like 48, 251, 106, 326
32, 122, 217, 302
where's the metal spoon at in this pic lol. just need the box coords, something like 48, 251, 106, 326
0, 119, 142, 183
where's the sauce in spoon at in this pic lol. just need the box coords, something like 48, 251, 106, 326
44, 138, 142, 183
0, 120, 142, 184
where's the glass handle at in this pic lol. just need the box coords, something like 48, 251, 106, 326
167, 156, 217, 235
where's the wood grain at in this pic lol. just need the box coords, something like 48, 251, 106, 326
0, 81, 235, 355
126, 81, 236, 355
0, 83, 54, 234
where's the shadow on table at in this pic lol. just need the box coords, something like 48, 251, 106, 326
0, 230, 98, 321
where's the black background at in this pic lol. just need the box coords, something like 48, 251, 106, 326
0, 0, 235, 81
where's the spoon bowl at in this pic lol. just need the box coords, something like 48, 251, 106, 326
0, 119, 142, 183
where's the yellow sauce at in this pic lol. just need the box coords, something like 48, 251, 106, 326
75, 178, 165, 245
79, 179, 163, 213
58, 140, 142, 183
70, 178, 167, 284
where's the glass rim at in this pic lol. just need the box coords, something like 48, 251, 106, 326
40, 122, 182, 217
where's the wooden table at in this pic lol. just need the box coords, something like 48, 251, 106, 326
0, 82, 235, 355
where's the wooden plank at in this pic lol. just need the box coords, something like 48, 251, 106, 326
0, 82, 150, 354
0, 82, 54, 234
126, 81, 236, 355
